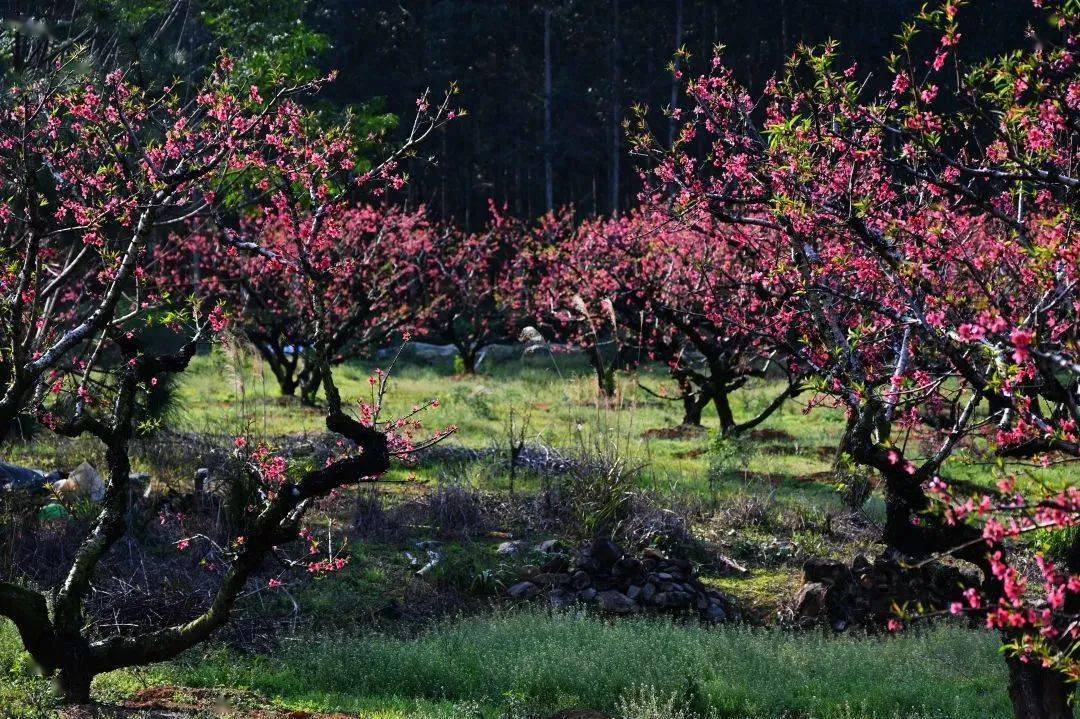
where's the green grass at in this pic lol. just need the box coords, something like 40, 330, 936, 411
89, 612, 1011, 719
0, 621, 55, 718
3, 617, 1015, 718
163, 347, 850, 507
12, 346, 1072, 511
4, 350, 1078, 718
165, 346, 1076, 503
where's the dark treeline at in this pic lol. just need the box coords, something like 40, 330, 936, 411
312, 1, 1040, 226
1, 0, 1043, 227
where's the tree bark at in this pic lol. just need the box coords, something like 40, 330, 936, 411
248, 334, 302, 398
456, 342, 479, 374
300, 367, 324, 406
54, 652, 94, 705
678, 374, 707, 426
1006, 656, 1073, 719
714, 384, 736, 436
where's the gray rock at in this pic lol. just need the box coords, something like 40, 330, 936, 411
578, 587, 598, 602
541, 554, 570, 574
571, 570, 592, 590
584, 538, 623, 568
548, 590, 574, 610
652, 591, 692, 609
626, 585, 642, 600
507, 581, 540, 600
794, 582, 829, 619
497, 540, 530, 556
532, 572, 570, 587
702, 602, 727, 623
0, 462, 48, 492
803, 557, 849, 585
641, 583, 656, 602
597, 590, 636, 614
536, 539, 565, 554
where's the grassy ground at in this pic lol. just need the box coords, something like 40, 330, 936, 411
10, 345, 1072, 508
1, 614, 1017, 719
165, 346, 1077, 500
3, 346, 1078, 718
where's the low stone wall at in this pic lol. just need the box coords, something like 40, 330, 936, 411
502, 537, 738, 622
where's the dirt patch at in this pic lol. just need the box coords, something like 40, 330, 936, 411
797, 470, 836, 484
747, 428, 796, 442
60, 686, 359, 719
642, 424, 707, 440
673, 447, 705, 459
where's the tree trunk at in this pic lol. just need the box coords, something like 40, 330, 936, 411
277, 374, 299, 397
55, 660, 94, 705
682, 391, 703, 426
675, 373, 707, 426
459, 347, 478, 374
250, 338, 300, 398
1006, 656, 1073, 719
714, 385, 736, 436
300, 366, 323, 406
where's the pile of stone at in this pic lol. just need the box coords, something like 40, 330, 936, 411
502, 538, 738, 623
793, 554, 977, 631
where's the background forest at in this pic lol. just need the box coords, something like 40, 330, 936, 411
11, 0, 1044, 223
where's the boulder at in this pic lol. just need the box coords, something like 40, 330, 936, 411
532, 572, 571, 587
581, 538, 622, 568
802, 557, 849, 585
497, 540, 530, 556
0, 462, 49, 493
597, 590, 635, 614
702, 601, 727, 623
541, 554, 570, 574
53, 462, 105, 502
794, 582, 829, 619
571, 570, 592, 590
536, 539, 566, 554
507, 581, 540, 600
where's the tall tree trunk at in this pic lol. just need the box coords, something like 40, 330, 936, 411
714, 383, 736, 436
609, 0, 621, 216
668, 0, 684, 146
458, 345, 478, 374
543, 6, 554, 212
300, 366, 324, 406
681, 393, 703, 426
55, 651, 94, 705
1005, 655, 1073, 719
676, 372, 707, 426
